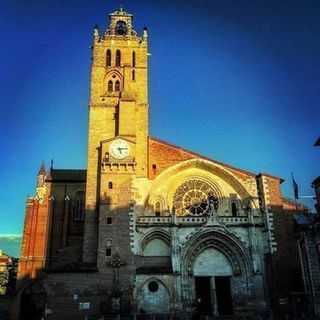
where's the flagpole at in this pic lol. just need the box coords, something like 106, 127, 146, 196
291, 172, 298, 211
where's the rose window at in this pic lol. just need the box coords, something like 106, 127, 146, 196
173, 179, 219, 216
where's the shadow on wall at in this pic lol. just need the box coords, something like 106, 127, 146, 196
13, 199, 136, 320
268, 203, 308, 320
12, 195, 288, 320
14, 190, 256, 319
11, 274, 46, 320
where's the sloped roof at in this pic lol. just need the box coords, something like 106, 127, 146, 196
150, 136, 283, 181
46, 169, 86, 182
149, 137, 256, 177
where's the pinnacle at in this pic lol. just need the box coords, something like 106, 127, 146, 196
38, 161, 46, 175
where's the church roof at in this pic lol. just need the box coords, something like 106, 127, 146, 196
149, 136, 283, 182
46, 169, 86, 182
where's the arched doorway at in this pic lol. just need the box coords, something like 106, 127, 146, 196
193, 248, 233, 316
182, 229, 251, 317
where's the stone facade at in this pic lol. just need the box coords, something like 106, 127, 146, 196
17, 7, 301, 319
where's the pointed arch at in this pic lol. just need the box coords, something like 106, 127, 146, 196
116, 49, 121, 67
107, 80, 113, 92
231, 202, 238, 217
106, 49, 111, 67
140, 228, 171, 251
136, 277, 171, 313
132, 51, 136, 67
147, 158, 253, 208
72, 191, 85, 222
182, 228, 252, 277
115, 80, 120, 92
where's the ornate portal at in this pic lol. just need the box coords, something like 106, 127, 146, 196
173, 179, 219, 216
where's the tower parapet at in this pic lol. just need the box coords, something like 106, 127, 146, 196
106, 7, 137, 38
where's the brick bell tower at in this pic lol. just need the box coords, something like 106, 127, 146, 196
83, 6, 149, 273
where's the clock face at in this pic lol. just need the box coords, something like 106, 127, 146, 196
109, 139, 130, 159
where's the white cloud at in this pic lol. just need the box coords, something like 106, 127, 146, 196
0, 234, 22, 239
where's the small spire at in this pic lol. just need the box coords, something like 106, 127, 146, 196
38, 161, 46, 175
93, 24, 99, 40
143, 26, 148, 39
37, 161, 46, 188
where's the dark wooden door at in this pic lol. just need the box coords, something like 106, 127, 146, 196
215, 276, 233, 315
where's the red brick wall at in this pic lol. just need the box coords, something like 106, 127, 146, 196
18, 199, 49, 280
18, 180, 86, 281
263, 175, 305, 316
148, 137, 255, 182
148, 138, 195, 180
264, 175, 283, 207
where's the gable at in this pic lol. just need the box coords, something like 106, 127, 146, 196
148, 137, 196, 180
148, 137, 256, 182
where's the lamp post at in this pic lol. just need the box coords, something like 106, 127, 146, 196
110, 251, 122, 316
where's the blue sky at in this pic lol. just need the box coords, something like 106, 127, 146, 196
0, 0, 319, 235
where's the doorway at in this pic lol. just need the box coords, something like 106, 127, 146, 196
194, 276, 212, 314
215, 276, 233, 315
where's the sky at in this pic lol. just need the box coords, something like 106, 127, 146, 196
0, 0, 319, 237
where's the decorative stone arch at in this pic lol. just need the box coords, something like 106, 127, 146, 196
136, 276, 172, 299
148, 159, 252, 208
182, 228, 252, 277
140, 228, 171, 252
136, 276, 172, 313
104, 69, 123, 93
105, 69, 123, 80
179, 228, 254, 312
71, 190, 85, 222
148, 195, 166, 216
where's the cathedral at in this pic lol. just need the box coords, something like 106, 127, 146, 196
17, 8, 297, 319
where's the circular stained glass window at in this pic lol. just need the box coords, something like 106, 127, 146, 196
148, 281, 159, 293
173, 179, 219, 216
